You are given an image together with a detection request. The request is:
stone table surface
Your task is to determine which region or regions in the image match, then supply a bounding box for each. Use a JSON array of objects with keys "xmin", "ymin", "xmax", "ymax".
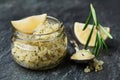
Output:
[{"xmin": 0, "ymin": 0, "xmax": 120, "ymax": 80}]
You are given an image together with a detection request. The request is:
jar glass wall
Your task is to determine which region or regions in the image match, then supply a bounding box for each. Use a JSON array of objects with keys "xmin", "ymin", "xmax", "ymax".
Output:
[{"xmin": 11, "ymin": 16, "xmax": 67, "ymax": 70}]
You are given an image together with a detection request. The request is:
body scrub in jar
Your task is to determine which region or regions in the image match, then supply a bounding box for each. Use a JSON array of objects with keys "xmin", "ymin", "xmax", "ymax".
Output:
[{"xmin": 11, "ymin": 14, "xmax": 67, "ymax": 70}]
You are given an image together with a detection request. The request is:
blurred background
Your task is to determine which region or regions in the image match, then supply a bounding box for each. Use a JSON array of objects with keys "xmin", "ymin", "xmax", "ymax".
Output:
[{"xmin": 0, "ymin": 0, "xmax": 120, "ymax": 80}]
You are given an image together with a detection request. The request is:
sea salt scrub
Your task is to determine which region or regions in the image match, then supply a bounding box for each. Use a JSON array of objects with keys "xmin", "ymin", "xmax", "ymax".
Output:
[{"xmin": 11, "ymin": 16, "xmax": 67, "ymax": 70}]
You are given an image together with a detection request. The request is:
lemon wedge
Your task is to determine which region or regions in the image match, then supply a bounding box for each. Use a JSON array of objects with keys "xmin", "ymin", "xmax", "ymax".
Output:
[
  {"xmin": 74, "ymin": 22, "xmax": 110, "ymax": 46},
  {"xmin": 11, "ymin": 14, "xmax": 47, "ymax": 34}
]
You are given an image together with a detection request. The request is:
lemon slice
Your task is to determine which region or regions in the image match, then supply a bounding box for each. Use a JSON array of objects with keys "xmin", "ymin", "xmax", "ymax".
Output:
[
  {"xmin": 74, "ymin": 22, "xmax": 110, "ymax": 46},
  {"xmin": 11, "ymin": 14, "xmax": 47, "ymax": 34}
]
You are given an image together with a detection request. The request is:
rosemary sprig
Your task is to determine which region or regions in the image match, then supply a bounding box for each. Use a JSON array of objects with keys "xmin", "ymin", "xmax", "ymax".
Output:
[{"xmin": 83, "ymin": 3, "xmax": 113, "ymax": 56}]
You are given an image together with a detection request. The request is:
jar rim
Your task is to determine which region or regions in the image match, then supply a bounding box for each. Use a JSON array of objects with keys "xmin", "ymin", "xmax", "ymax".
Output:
[
  {"xmin": 12, "ymin": 16, "xmax": 64, "ymax": 41},
  {"xmin": 13, "ymin": 16, "xmax": 63, "ymax": 35}
]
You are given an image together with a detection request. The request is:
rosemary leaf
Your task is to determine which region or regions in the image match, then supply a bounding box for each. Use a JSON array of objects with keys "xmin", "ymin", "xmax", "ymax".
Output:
[
  {"xmin": 99, "ymin": 24, "xmax": 113, "ymax": 39},
  {"xmin": 96, "ymin": 45, "xmax": 100, "ymax": 56},
  {"xmin": 93, "ymin": 32, "xmax": 98, "ymax": 55},
  {"xmin": 84, "ymin": 23, "xmax": 95, "ymax": 49},
  {"xmin": 83, "ymin": 12, "xmax": 92, "ymax": 30},
  {"xmin": 94, "ymin": 37, "xmax": 99, "ymax": 56},
  {"xmin": 90, "ymin": 4, "xmax": 97, "ymax": 25},
  {"xmin": 96, "ymin": 32, "xmax": 102, "ymax": 56},
  {"xmin": 101, "ymin": 37, "xmax": 109, "ymax": 54}
]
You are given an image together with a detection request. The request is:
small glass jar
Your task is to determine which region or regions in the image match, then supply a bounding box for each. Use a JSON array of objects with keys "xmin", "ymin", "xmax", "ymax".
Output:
[{"xmin": 11, "ymin": 16, "xmax": 67, "ymax": 70}]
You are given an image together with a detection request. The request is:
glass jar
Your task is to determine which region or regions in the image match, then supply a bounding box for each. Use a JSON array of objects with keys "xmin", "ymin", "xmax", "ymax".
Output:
[{"xmin": 11, "ymin": 16, "xmax": 67, "ymax": 70}]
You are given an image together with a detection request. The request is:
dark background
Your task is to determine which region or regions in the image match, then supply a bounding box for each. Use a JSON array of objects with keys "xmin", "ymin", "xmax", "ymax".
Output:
[{"xmin": 0, "ymin": 0, "xmax": 120, "ymax": 80}]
